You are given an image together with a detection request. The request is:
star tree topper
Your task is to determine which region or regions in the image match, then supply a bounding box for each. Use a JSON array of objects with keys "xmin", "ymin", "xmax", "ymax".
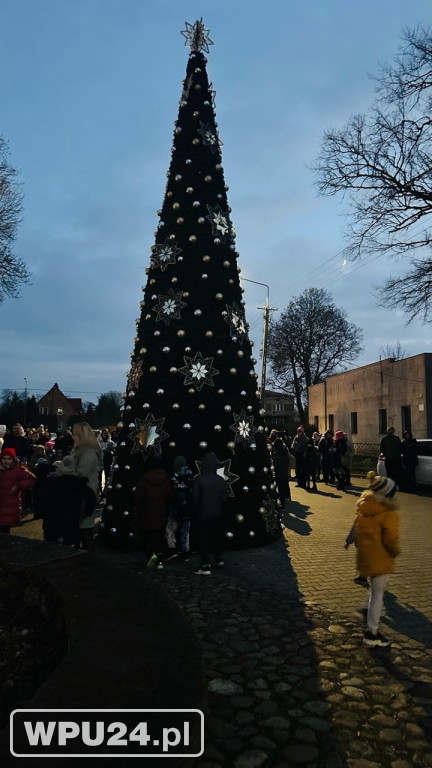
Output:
[
  {"xmin": 152, "ymin": 289, "xmax": 187, "ymax": 325},
  {"xmin": 181, "ymin": 19, "xmax": 213, "ymax": 53},
  {"xmin": 178, "ymin": 351, "xmax": 219, "ymax": 392},
  {"xmin": 229, "ymin": 409, "xmax": 258, "ymax": 445},
  {"xmin": 195, "ymin": 456, "xmax": 239, "ymax": 498},
  {"xmin": 128, "ymin": 413, "xmax": 169, "ymax": 457}
]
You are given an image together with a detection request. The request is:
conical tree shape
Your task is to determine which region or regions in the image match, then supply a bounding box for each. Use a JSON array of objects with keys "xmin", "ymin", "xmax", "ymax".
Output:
[{"xmin": 101, "ymin": 20, "xmax": 281, "ymax": 548}]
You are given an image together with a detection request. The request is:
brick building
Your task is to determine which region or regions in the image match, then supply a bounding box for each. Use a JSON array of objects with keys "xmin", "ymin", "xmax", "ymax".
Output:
[
  {"xmin": 262, "ymin": 390, "xmax": 295, "ymax": 433},
  {"xmin": 37, "ymin": 383, "xmax": 82, "ymax": 430},
  {"xmin": 308, "ymin": 353, "xmax": 432, "ymax": 443}
]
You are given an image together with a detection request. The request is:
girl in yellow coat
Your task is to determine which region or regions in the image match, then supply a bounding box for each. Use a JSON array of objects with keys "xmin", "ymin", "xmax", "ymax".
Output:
[{"xmin": 355, "ymin": 475, "xmax": 400, "ymax": 647}]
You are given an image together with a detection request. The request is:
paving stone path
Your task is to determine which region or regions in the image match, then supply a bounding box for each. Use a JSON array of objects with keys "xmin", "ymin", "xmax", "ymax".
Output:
[
  {"xmin": 14, "ymin": 479, "xmax": 432, "ymax": 767},
  {"xmin": 135, "ymin": 563, "xmax": 432, "ymax": 768}
]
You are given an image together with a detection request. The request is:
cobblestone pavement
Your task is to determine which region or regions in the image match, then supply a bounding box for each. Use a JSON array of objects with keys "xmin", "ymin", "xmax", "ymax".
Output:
[{"xmin": 13, "ymin": 480, "xmax": 432, "ymax": 768}]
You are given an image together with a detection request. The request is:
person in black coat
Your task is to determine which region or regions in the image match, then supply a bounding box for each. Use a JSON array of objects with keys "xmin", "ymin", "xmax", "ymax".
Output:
[
  {"xmin": 3, "ymin": 423, "xmax": 30, "ymax": 460},
  {"xmin": 380, "ymin": 427, "xmax": 402, "ymax": 485},
  {"xmin": 192, "ymin": 452, "xmax": 229, "ymax": 574},
  {"xmin": 318, "ymin": 430, "xmax": 335, "ymax": 484},
  {"xmin": 43, "ymin": 457, "xmax": 89, "ymax": 547},
  {"xmin": 272, "ymin": 438, "xmax": 291, "ymax": 506},
  {"xmin": 401, "ymin": 430, "xmax": 419, "ymax": 492}
]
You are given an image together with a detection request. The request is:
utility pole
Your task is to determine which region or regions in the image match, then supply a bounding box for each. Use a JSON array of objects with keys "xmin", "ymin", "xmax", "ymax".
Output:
[
  {"xmin": 23, "ymin": 377, "xmax": 27, "ymax": 427},
  {"xmin": 241, "ymin": 278, "xmax": 277, "ymax": 400}
]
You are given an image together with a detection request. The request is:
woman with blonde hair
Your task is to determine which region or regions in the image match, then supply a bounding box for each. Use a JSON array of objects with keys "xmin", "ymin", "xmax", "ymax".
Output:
[{"xmin": 71, "ymin": 422, "xmax": 102, "ymax": 550}]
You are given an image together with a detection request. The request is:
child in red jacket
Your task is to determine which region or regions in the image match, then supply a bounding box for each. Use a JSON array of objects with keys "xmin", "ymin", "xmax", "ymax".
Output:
[{"xmin": 0, "ymin": 448, "xmax": 36, "ymax": 533}]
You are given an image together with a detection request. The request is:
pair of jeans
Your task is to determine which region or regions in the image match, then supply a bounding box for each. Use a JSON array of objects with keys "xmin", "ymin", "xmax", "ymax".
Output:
[{"xmin": 366, "ymin": 574, "xmax": 390, "ymax": 634}]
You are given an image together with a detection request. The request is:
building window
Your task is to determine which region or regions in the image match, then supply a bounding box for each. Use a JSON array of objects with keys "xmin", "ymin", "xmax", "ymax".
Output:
[
  {"xmin": 39, "ymin": 407, "xmax": 48, "ymax": 416},
  {"xmin": 313, "ymin": 416, "xmax": 319, "ymax": 430},
  {"xmin": 350, "ymin": 412, "xmax": 358, "ymax": 434},
  {"xmin": 328, "ymin": 414, "xmax": 334, "ymax": 432},
  {"xmin": 57, "ymin": 408, "xmax": 63, "ymax": 416},
  {"xmin": 379, "ymin": 409, "xmax": 387, "ymax": 434},
  {"xmin": 272, "ymin": 403, "xmax": 283, "ymax": 412},
  {"xmin": 401, "ymin": 405, "xmax": 411, "ymax": 434}
]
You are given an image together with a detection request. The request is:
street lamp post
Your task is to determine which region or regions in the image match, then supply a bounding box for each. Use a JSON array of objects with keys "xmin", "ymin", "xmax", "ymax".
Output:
[{"xmin": 240, "ymin": 278, "xmax": 277, "ymax": 400}]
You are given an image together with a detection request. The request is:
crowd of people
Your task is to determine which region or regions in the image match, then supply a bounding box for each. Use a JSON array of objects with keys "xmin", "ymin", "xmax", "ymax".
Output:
[
  {"xmin": 267, "ymin": 425, "xmax": 354, "ymax": 498},
  {"xmin": 0, "ymin": 422, "xmax": 118, "ymax": 551},
  {"xmin": 0, "ymin": 422, "xmax": 229, "ymax": 575},
  {"xmin": 0, "ymin": 420, "xmax": 408, "ymax": 648},
  {"xmin": 379, "ymin": 427, "xmax": 419, "ymax": 492}
]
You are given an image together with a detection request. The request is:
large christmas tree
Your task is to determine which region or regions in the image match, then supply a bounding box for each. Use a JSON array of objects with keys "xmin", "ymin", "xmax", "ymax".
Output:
[{"xmin": 101, "ymin": 20, "xmax": 281, "ymax": 548}]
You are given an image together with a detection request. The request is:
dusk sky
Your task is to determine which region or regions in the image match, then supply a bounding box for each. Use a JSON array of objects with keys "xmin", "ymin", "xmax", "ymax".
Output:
[{"xmin": 1, "ymin": 0, "xmax": 431, "ymax": 405}]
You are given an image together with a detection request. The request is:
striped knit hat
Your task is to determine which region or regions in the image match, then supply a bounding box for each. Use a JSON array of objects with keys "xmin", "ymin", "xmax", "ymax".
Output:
[{"xmin": 370, "ymin": 475, "xmax": 396, "ymax": 497}]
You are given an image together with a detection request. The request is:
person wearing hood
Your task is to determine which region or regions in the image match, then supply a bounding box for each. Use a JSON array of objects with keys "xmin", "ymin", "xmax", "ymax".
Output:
[
  {"xmin": 166, "ymin": 455, "xmax": 194, "ymax": 560},
  {"xmin": 133, "ymin": 453, "xmax": 172, "ymax": 569},
  {"xmin": 354, "ymin": 475, "xmax": 400, "ymax": 647},
  {"xmin": 0, "ymin": 448, "xmax": 36, "ymax": 533},
  {"xmin": 193, "ymin": 452, "xmax": 229, "ymax": 575}
]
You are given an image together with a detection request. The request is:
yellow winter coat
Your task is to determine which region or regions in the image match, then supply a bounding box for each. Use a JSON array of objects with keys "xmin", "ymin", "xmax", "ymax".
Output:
[{"xmin": 355, "ymin": 491, "xmax": 400, "ymax": 577}]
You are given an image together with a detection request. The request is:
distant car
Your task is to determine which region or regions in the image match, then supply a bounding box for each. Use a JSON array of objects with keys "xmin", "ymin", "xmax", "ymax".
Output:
[{"xmin": 416, "ymin": 439, "xmax": 432, "ymax": 486}]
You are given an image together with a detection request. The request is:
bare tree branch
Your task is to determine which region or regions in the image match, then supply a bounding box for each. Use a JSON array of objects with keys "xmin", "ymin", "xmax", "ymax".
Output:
[
  {"xmin": 0, "ymin": 136, "xmax": 30, "ymax": 302},
  {"xmin": 313, "ymin": 26, "xmax": 432, "ymax": 320}
]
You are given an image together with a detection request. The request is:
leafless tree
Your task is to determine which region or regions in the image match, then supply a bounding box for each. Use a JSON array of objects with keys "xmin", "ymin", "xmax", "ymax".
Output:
[
  {"xmin": 267, "ymin": 288, "xmax": 363, "ymax": 422},
  {"xmin": 313, "ymin": 26, "xmax": 432, "ymax": 322},
  {"xmin": 0, "ymin": 136, "xmax": 30, "ymax": 303},
  {"xmin": 379, "ymin": 341, "xmax": 410, "ymax": 360}
]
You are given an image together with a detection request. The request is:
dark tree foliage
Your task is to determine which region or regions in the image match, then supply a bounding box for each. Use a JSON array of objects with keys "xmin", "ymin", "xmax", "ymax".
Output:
[
  {"xmin": 101, "ymin": 23, "xmax": 280, "ymax": 547},
  {"xmin": 0, "ymin": 390, "xmax": 38, "ymax": 428},
  {"xmin": 313, "ymin": 26, "xmax": 432, "ymax": 322},
  {"xmin": 267, "ymin": 288, "xmax": 364, "ymax": 423},
  {"xmin": 0, "ymin": 137, "xmax": 30, "ymax": 303},
  {"xmin": 95, "ymin": 391, "xmax": 123, "ymax": 427}
]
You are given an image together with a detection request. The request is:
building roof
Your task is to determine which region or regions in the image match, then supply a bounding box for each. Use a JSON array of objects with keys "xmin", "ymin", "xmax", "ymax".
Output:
[{"xmin": 37, "ymin": 383, "xmax": 82, "ymax": 414}]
